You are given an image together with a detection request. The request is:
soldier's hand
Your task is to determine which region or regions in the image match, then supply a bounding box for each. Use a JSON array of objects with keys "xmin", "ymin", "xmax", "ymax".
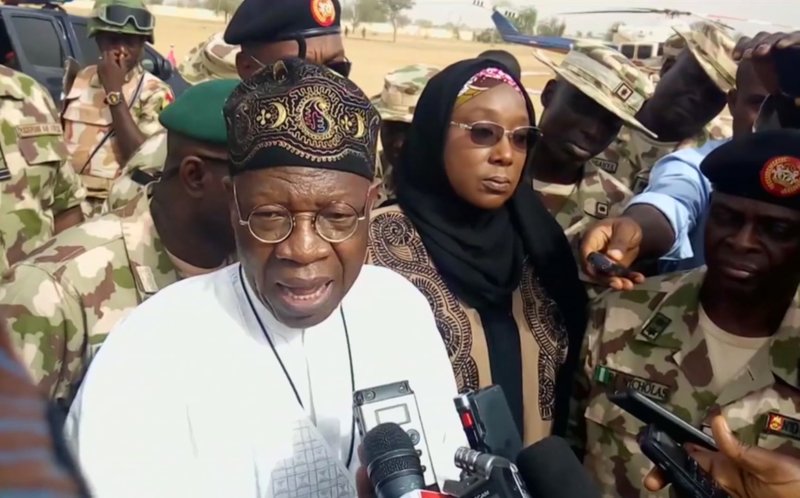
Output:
[
  {"xmin": 97, "ymin": 50, "xmax": 126, "ymax": 93},
  {"xmin": 644, "ymin": 416, "xmax": 800, "ymax": 498},
  {"xmin": 733, "ymin": 31, "xmax": 800, "ymax": 95},
  {"xmin": 580, "ymin": 217, "xmax": 645, "ymax": 291}
]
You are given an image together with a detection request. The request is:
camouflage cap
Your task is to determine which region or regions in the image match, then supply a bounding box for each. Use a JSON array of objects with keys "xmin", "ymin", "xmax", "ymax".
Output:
[
  {"xmin": 371, "ymin": 64, "xmax": 439, "ymax": 123},
  {"xmin": 662, "ymin": 33, "xmax": 686, "ymax": 60},
  {"xmin": 89, "ymin": 0, "xmax": 154, "ymax": 43},
  {"xmin": 178, "ymin": 32, "xmax": 240, "ymax": 86},
  {"xmin": 535, "ymin": 42, "xmax": 657, "ymax": 138},
  {"xmin": 673, "ymin": 22, "xmax": 737, "ymax": 93}
]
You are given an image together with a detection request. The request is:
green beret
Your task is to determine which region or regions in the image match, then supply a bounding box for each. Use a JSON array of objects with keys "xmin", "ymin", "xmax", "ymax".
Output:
[
  {"xmin": 158, "ymin": 79, "xmax": 239, "ymax": 145},
  {"xmin": 701, "ymin": 129, "xmax": 800, "ymax": 209}
]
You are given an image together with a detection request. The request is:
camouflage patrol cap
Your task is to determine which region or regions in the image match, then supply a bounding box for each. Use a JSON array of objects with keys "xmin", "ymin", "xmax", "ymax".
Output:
[
  {"xmin": 178, "ymin": 33, "xmax": 240, "ymax": 86},
  {"xmin": 662, "ymin": 33, "xmax": 686, "ymax": 60},
  {"xmin": 371, "ymin": 64, "xmax": 439, "ymax": 123},
  {"xmin": 88, "ymin": 0, "xmax": 155, "ymax": 43},
  {"xmin": 535, "ymin": 42, "xmax": 657, "ymax": 138},
  {"xmin": 673, "ymin": 22, "xmax": 737, "ymax": 93}
]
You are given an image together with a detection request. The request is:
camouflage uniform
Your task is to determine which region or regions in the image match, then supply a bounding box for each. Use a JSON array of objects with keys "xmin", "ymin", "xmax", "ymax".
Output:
[
  {"xmin": 592, "ymin": 22, "xmax": 737, "ymax": 193},
  {"xmin": 103, "ymin": 130, "xmax": 166, "ymax": 213},
  {"xmin": 532, "ymin": 44, "xmax": 655, "ymax": 244},
  {"xmin": 61, "ymin": 0, "xmax": 173, "ymax": 214},
  {"xmin": 177, "ymin": 32, "xmax": 240, "ymax": 85},
  {"xmin": 0, "ymin": 192, "xmax": 179, "ymax": 405},
  {"xmin": 571, "ymin": 268, "xmax": 800, "ymax": 498},
  {"xmin": 0, "ymin": 64, "xmax": 86, "ymax": 274},
  {"xmin": 371, "ymin": 64, "xmax": 438, "ymax": 206}
]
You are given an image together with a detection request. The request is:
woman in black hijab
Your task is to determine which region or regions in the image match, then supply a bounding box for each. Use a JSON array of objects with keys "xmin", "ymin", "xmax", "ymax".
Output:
[{"xmin": 367, "ymin": 57, "xmax": 587, "ymax": 442}]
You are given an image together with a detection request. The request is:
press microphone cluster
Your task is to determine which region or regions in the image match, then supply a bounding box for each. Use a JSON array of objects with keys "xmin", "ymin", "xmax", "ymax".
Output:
[{"xmin": 362, "ymin": 422, "xmax": 600, "ymax": 498}]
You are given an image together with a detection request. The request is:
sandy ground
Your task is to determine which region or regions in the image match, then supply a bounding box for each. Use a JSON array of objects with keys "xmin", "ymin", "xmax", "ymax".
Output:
[{"xmin": 65, "ymin": 7, "xmax": 558, "ymax": 114}]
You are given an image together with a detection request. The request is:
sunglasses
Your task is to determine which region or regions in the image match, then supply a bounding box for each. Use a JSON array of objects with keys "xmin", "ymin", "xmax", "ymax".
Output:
[
  {"xmin": 450, "ymin": 121, "xmax": 540, "ymax": 151},
  {"xmin": 250, "ymin": 55, "xmax": 352, "ymax": 79}
]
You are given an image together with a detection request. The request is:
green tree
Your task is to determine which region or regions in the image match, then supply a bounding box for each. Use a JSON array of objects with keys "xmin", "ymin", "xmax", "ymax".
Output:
[
  {"xmin": 536, "ymin": 17, "xmax": 566, "ymax": 37},
  {"xmin": 414, "ymin": 19, "xmax": 433, "ymax": 28},
  {"xmin": 379, "ymin": 0, "xmax": 415, "ymax": 42},
  {"xmin": 510, "ymin": 6, "xmax": 537, "ymax": 36},
  {"xmin": 353, "ymin": 0, "xmax": 388, "ymax": 26},
  {"xmin": 210, "ymin": 0, "xmax": 241, "ymax": 22}
]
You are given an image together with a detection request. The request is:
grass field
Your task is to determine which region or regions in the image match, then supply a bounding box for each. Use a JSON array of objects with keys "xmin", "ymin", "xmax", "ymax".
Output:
[{"xmin": 65, "ymin": 7, "xmax": 557, "ymax": 114}]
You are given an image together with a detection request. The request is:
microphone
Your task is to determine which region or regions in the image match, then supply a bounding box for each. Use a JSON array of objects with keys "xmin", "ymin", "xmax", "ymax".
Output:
[
  {"xmin": 515, "ymin": 436, "xmax": 601, "ymax": 498},
  {"xmin": 364, "ymin": 422, "xmax": 437, "ymax": 498}
]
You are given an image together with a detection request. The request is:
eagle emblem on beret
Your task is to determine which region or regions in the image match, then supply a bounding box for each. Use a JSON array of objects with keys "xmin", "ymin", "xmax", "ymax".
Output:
[
  {"xmin": 760, "ymin": 156, "xmax": 800, "ymax": 198},
  {"xmin": 311, "ymin": 0, "xmax": 336, "ymax": 27}
]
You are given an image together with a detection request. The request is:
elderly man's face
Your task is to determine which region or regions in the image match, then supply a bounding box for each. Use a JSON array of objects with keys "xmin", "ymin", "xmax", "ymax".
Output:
[{"xmin": 227, "ymin": 167, "xmax": 377, "ymax": 328}]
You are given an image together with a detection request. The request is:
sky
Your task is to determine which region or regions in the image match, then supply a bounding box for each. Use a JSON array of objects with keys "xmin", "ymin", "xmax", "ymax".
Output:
[{"xmin": 396, "ymin": 0, "xmax": 800, "ymax": 35}]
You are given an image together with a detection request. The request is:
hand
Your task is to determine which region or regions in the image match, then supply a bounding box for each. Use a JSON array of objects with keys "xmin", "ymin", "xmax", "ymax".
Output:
[
  {"xmin": 356, "ymin": 444, "xmax": 375, "ymax": 498},
  {"xmin": 733, "ymin": 31, "xmax": 800, "ymax": 95},
  {"xmin": 97, "ymin": 49, "xmax": 128, "ymax": 93},
  {"xmin": 579, "ymin": 217, "xmax": 645, "ymax": 290},
  {"xmin": 644, "ymin": 416, "xmax": 800, "ymax": 498}
]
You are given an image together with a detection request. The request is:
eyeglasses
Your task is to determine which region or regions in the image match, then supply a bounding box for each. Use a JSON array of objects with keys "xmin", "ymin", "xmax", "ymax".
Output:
[
  {"xmin": 233, "ymin": 184, "xmax": 367, "ymax": 244},
  {"xmin": 450, "ymin": 121, "xmax": 540, "ymax": 151},
  {"xmin": 98, "ymin": 5, "xmax": 155, "ymax": 30},
  {"xmin": 249, "ymin": 55, "xmax": 352, "ymax": 78}
]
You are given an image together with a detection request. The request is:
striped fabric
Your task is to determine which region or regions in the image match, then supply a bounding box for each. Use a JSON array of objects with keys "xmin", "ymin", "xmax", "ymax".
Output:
[{"xmin": 0, "ymin": 319, "xmax": 85, "ymax": 497}]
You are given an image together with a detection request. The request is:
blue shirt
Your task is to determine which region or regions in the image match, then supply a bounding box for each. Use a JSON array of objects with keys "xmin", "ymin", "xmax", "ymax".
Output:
[{"xmin": 626, "ymin": 138, "xmax": 729, "ymax": 272}]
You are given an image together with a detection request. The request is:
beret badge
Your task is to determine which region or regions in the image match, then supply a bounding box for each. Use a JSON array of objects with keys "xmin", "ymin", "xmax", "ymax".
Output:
[
  {"xmin": 760, "ymin": 156, "xmax": 800, "ymax": 198},
  {"xmin": 311, "ymin": 0, "xmax": 336, "ymax": 27}
]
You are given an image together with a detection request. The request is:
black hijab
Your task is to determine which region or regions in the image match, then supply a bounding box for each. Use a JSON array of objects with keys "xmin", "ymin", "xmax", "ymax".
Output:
[{"xmin": 394, "ymin": 58, "xmax": 588, "ymax": 434}]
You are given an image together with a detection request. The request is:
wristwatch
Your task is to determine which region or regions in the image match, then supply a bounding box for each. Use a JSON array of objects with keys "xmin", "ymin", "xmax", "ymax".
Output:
[{"xmin": 104, "ymin": 91, "xmax": 122, "ymax": 106}]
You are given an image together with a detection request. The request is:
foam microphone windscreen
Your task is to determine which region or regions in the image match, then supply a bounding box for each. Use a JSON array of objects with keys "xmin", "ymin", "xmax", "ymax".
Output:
[
  {"xmin": 515, "ymin": 436, "xmax": 601, "ymax": 498},
  {"xmin": 363, "ymin": 422, "xmax": 426, "ymax": 498}
]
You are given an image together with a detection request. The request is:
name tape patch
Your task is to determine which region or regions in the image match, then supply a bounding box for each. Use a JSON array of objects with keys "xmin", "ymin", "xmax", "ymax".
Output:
[
  {"xmin": 594, "ymin": 365, "xmax": 672, "ymax": 403},
  {"xmin": 16, "ymin": 123, "xmax": 62, "ymax": 138}
]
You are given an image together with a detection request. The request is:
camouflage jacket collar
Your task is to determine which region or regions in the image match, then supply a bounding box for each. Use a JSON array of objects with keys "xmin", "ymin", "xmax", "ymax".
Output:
[
  {"xmin": 118, "ymin": 192, "xmax": 179, "ymax": 298},
  {"xmin": 634, "ymin": 267, "xmax": 800, "ymax": 402}
]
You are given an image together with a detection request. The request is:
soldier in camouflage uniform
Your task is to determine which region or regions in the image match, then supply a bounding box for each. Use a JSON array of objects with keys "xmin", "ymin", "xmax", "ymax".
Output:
[
  {"xmin": 371, "ymin": 64, "xmax": 438, "ymax": 206},
  {"xmin": 531, "ymin": 43, "xmax": 655, "ymax": 246},
  {"xmin": 0, "ymin": 64, "xmax": 86, "ymax": 274},
  {"xmin": 177, "ymin": 32, "xmax": 239, "ymax": 85},
  {"xmin": 62, "ymin": 0, "xmax": 173, "ymax": 214},
  {"xmin": 591, "ymin": 22, "xmax": 736, "ymax": 194},
  {"xmin": 0, "ymin": 80, "xmax": 237, "ymax": 408},
  {"xmin": 105, "ymin": 32, "xmax": 241, "ymax": 214},
  {"xmin": 571, "ymin": 130, "xmax": 800, "ymax": 498}
]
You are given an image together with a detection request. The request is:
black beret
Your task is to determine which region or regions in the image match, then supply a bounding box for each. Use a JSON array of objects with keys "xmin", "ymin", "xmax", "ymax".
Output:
[
  {"xmin": 701, "ymin": 129, "xmax": 800, "ymax": 208},
  {"xmin": 224, "ymin": 0, "xmax": 341, "ymax": 45},
  {"xmin": 223, "ymin": 58, "xmax": 380, "ymax": 179}
]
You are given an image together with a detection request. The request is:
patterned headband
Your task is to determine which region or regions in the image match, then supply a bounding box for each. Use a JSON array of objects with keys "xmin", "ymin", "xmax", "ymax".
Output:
[{"xmin": 455, "ymin": 67, "xmax": 522, "ymax": 108}]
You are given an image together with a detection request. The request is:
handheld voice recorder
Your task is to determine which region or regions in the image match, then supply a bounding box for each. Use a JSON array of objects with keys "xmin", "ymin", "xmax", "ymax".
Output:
[{"xmin": 353, "ymin": 381, "xmax": 437, "ymax": 487}]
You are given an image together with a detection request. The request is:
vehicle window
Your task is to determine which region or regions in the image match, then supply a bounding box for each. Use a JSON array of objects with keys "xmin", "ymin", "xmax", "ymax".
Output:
[
  {"xmin": 72, "ymin": 22, "xmax": 100, "ymax": 63},
  {"xmin": 620, "ymin": 44, "xmax": 636, "ymax": 59},
  {"xmin": 657, "ymin": 43, "xmax": 665, "ymax": 57},
  {"xmin": 12, "ymin": 16, "xmax": 63, "ymax": 67},
  {"xmin": 637, "ymin": 45, "xmax": 653, "ymax": 59}
]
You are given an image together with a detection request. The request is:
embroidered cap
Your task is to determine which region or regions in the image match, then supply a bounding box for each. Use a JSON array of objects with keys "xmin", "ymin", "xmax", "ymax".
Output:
[
  {"xmin": 673, "ymin": 21, "xmax": 737, "ymax": 93},
  {"xmin": 224, "ymin": 0, "xmax": 341, "ymax": 45},
  {"xmin": 371, "ymin": 64, "xmax": 439, "ymax": 124},
  {"xmin": 178, "ymin": 32, "xmax": 240, "ymax": 85},
  {"xmin": 224, "ymin": 58, "xmax": 380, "ymax": 179},
  {"xmin": 701, "ymin": 129, "xmax": 800, "ymax": 206},
  {"xmin": 534, "ymin": 42, "xmax": 656, "ymax": 138}
]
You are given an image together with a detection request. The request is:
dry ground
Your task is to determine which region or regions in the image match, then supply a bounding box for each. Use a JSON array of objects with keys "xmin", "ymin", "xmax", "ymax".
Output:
[{"xmin": 65, "ymin": 7, "xmax": 558, "ymax": 114}]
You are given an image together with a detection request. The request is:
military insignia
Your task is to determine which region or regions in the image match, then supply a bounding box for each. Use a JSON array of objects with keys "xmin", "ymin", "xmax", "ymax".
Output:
[
  {"xmin": 135, "ymin": 266, "xmax": 159, "ymax": 294},
  {"xmin": 613, "ymin": 82, "xmax": 634, "ymax": 102},
  {"xmin": 595, "ymin": 202, "xmax": 609, "ymax": 218},
  {"xmin": 760, "ymin": 156, "xmax": 800, "ymax": 197},
  {"xmin": 594, "ymin": 365, "xmax": 672, "ymax": 402},
  {"xmin": 591, "ymin": 157, "xmax": 618, "ymax": 174},
  {"xmin": 641, "ymin": 312, "xmax": 671, "ymax": 341},
  {"xmin": 310, "ymin": 0, "xmax": 336, "ymax": 27},
  {"xmin": 16, "ymin": 123, "xmax": 62, "ymax": 137},
  {"xmin": 763, "ymin": 412, "xmax": 800, "ymax": 442},
  {"xmin": 632, "ymin": 177, "xmax": 649, "ymax": 194}
]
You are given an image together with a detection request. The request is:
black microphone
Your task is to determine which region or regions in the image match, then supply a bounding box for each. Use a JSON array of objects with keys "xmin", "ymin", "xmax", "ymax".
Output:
[
  {"xmin": 515, "ymin": 436, "xmax": 601, "ymax": 498},
  {"xmin": 363, "ymin": 422, "xmax": 426, "ymax": 498}
]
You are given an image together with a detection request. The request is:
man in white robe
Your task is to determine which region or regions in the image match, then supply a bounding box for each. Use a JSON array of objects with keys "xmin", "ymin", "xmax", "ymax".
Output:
[{"xmin": 65, "ymin": 58, "xmax": 467, "ymax": 498}]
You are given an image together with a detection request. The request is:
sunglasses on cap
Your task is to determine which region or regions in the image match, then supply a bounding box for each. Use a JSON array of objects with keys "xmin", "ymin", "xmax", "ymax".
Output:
[
  {"xmin": 450, "ymin": 121, "xmax": 540, "ymax": 151},
  {"xmin": 97, "ymin": 5, "xmax": 155, "ymax": 31}
]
